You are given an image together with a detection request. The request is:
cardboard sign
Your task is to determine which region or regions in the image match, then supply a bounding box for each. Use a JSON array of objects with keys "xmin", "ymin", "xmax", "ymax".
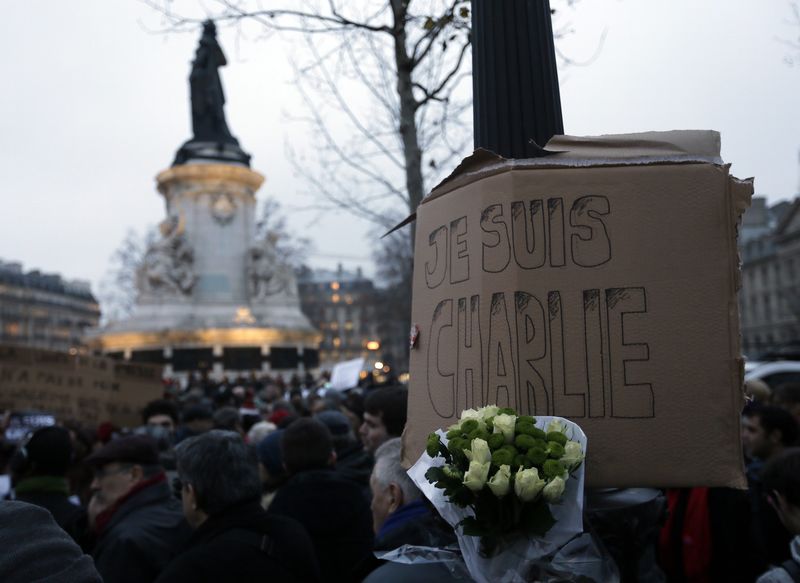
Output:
[
  {"xmin": 0, "ymin": 345, "xmax": 163, "ymax": 428},
  {"xmin": 403, "ymin": 131, "xmax": 750, "ymax": 488}
]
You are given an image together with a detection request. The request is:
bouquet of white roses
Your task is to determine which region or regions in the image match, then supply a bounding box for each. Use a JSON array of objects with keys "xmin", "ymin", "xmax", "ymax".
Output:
[{"xmin": 409, "ymin": 405, "xmax": 589, "ymax": 582}]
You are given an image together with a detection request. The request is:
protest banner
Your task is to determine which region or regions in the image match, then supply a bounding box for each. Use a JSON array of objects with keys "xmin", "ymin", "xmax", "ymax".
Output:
[
  {"xmin": 402, "ymin": 131, "xmax": 751, "ymax": 488},
  {"xmin": 0, "ymin": 345, "xmax": 163, "ymax": 428}
]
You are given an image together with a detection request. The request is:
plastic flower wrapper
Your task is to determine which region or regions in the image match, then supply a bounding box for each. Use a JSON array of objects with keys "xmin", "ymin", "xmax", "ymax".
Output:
[{"xmin": 410, "ymin": 410, "xmax": 588, "ymax": 583}]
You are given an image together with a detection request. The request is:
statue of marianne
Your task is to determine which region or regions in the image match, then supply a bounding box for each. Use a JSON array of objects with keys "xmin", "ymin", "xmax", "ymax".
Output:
[{"xmin": 189, "ymin": 20, "xmax": 236, "ymax": 144}]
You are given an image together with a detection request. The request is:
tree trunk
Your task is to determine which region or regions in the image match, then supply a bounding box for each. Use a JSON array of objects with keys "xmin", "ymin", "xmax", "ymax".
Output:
[{"xmin": 392, "ymin": 0, "xmax": 424, "ymax": 247}]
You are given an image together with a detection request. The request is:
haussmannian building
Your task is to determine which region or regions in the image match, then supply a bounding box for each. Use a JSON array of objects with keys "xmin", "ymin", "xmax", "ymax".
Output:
[
  {"xmin": 0, "ymin": 259, "xmax": 101, "ymax": 353},
  {"xmin": 739, "ymin": 196, "xmax": 800, "ymax": 358}
]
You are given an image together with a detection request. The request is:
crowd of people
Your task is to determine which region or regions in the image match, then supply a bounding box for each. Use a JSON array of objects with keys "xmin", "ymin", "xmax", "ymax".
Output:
[{"xmin": 1, "ymin": 373, "xmax": 800, "ymax": 582}]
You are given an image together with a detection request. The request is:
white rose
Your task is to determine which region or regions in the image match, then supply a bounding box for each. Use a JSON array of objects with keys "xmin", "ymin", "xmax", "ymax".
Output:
[
  {"xmin": 487, "ymin": 464, "xmax": 511, "ymax": 497},
  {"xmin": 478, "ymin": 405, "xmax": 500, "ymax": 420},
  {"xmin": 546, "ymin": 419, "xmax": 565, "ymax": 434},
  {"xmin": 492, "ymin": 413, "xmax": 517, "ymax": 444},
  {"xmin": 460, "ymin": 409, "xmax": 482, "ymax": 423},
  {"xmin": 514, "ymin": 467, "xmax": 546, "ymax": 502},
  {"xmin": 463, "ymin": 460, "xmax": 491, "ymax": 492},
  {"xmin": 463, "ymin": 438, "xmax": 491, "ymax": 465},
  {"xmin": 542, "ymin": 476, "xmax": 566, "ymax": 503},
  {"xmin": 561, "ymin": 440, "xmax": 584, "ymax": 470}
]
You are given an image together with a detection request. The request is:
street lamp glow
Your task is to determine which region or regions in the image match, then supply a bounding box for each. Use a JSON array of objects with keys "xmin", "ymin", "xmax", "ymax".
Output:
[
  {"xmin": 366, "ymin": 340, "xmax": 380, "ymax": 350},
  {"xmin": 374, "ymin": 361, "xmax": 384, "ymax": 369}
]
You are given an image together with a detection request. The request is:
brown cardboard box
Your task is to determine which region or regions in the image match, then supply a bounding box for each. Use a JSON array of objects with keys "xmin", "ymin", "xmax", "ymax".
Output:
[{"xmin": 403, "ymin": 131, "xmax": 751, "ymax": 488}]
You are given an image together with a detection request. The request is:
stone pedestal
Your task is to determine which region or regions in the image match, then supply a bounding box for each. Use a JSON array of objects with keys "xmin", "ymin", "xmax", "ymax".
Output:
[{"xmin": 87, "ymin": 162, "xmax": 320, "ymax": 379}]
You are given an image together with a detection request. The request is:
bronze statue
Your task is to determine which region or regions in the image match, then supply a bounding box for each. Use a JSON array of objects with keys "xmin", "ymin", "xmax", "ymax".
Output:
[
  {"xmin": 190, "ymin": 21, "xmax": 234, "ymax": 143},
  {"xmin": 173, "ymin": 20, "xmax": 251, "ymax": 166}
]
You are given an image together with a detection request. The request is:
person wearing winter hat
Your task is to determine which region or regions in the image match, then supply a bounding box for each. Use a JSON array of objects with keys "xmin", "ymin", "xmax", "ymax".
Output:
[
  {"xmin": 0, "ymin": 500, "xmax": 101, "ymax": 583},
  {"xmin": 255, "ymin": 429, "xmax": 287, "ymax": 508},
  {"xmin": 86, "ymin": 435, "xmax": 191, "ymax": 583},
  {"xmin": 10, "ymin": 426, "xmax": 87, "ymax": 544},
  {"xmin": 316, "ymin": 410, "xmax": 372, "ymax": 494}
]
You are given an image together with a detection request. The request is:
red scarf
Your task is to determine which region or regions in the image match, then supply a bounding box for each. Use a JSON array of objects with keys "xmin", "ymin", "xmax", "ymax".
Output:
[{"xmin": 94, "ymin": 472, "xmax": 167, "ymax": 535}]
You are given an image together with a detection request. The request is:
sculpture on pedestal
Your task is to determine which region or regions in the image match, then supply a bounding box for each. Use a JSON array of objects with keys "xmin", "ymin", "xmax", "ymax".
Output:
[
  {"xmin": 138, "ymin": 216, "xmax": 196, "ymax": 297},
  {"xmin": 248, "ymin": 237, "xmax": 297, "ymax": 300}
]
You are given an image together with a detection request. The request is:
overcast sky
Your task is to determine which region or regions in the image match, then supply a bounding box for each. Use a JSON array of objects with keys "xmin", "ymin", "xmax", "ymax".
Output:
[{"xmin": 1, "ymin": 0, "xmax": 798, "ymax": 299}]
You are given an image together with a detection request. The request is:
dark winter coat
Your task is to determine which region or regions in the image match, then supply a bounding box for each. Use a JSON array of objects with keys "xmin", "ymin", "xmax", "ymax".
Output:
[
  {"xmin": 268, "ymin": 467, "xmax": 374, "ymax": 583},
  {"xmin": 155, "ymin": 499, "xmax": 321, "ymax": 583},
  {"xmin": 15, "ymin": 488, "xmax": 87, "ymax": 546},
  {"xmin": 335, "ymin": 442, "xmax": 373, "ymax": 495},
  {"xmin": 91, "ymin": 480, "xmax": 190, "ymax": 583}
]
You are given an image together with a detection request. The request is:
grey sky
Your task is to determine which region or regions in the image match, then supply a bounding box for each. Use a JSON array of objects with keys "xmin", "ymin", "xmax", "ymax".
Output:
[{"xmin": 1, "ymin": 0, "xmax": 798, "ymax": 299}]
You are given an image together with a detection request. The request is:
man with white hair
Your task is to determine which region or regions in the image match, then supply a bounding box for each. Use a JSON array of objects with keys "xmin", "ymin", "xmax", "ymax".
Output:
[{"xmin": 363, "ymin": 438, "xmax": 473, "ymax": 582}]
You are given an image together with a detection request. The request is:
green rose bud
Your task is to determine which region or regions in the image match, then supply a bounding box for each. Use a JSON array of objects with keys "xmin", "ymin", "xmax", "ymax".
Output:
[
  {"xmin": 514, "ymin": 454, "xmax": 529, "ymax": 468},
  {"xmin": 492, "ymin": 413, "xmax": 517, "ymax": 444},
  {"xmin": 469, "ymin": 428, "xmax": 490, "ymax": 443},
  {"xmin": 501, "ymin": 444, "xmax": 519, "ymax": 456},
  {"xmin": 516, "ymin": 415, "xmax": 536, "ymax": 427},
  {"xmin": 515, "ymin": 434, "xmax": 537, "ymax": 450},
  {"xmin": 546, "ymin": 431, "xmax": 567, "ymax": 445},
  {"xmin": 498, "ymin": 407, "xmax": 516, "ymax": 416},
  {"xmin": 464, "ymin": 438, "xmax": 492, "ymax": 465},
  {"xmin": 517, "ymin": 424, "xmax": 547, "ymax": 439},
  {"xmin": 446, "ymin": 428, "xmax": 462, "ymax": 440},
  {"xmin": 463, "ymin": 460, "xmax": 491, "ymax": 492},
  {"xmin": 561, "ymin": 440, "xmax": 584, "ymax": 470},
  {"xmin": 487, "ymin": 433, "xmax": 505, "ymax": 450},
  {"xmin": 487, "ymin": 464, "xmax": 511, "ymax": 497},
  {"xmin": 547, "ymin": 442, "xmax": 565, "ymax": 459},
  {"xmin": 542, "ymin": 459, "xmax": 566, "ymax": 480},
  {"xmin": 526, "ymin": 447, "xmax": 548, "ymax": 466},
  {"xmin": 461, "ymin": 419, "xmax": 480, "ymax": 434},
  {"xmin": 514, "ymin": 467, "xmax": 546, "ymax": 502},
  {"xmin": 542, "ymin": 476, "xmax": 566, "ymax": 503},
  {"xmin": 426, "ymin": 433, "xmax": 442, "ymax": 458},
  {"xmin": 485, "ymin": 418, "xmax": 494, "ymax": 432},
  {"xmin": 492, "ymin": 449, "xmax": 514, "ymax": 467}
]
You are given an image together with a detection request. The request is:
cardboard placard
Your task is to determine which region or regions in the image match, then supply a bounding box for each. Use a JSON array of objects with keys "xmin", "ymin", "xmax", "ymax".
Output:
[
  {"xmin": 0, "ymin": 345, "xmax": 163, "ymax": 428},
  {"xmin": 403, "ymin": 131, "xmax": 750, "ymax": 488}
]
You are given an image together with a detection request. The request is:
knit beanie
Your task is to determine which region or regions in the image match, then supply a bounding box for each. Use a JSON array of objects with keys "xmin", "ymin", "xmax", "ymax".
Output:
[
  {"xmin": 0, "ymin": 501, "xmax": 101, "ymax": 583},
  {"xmin": 255, "ymin": 429, "xmax": 284, "ymax": 477}
]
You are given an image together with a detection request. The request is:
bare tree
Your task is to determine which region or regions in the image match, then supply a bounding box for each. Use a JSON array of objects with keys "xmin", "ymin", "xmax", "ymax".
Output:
[
  {"xmin": 98, "ymin": 228, "xmax": 155, "ymax": 323},
  {"xmin": 786, "ymin": 1, "xmax": 800, "ymax": 66},
  {"xmin": 255, "ymin": 197, "xmax": 313, "ymax": 268}
]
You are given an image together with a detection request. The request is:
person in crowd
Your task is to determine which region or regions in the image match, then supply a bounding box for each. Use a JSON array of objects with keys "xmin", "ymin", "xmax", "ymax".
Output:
[
  {"xmin": 10, "ymin": 426, "xmax": 87, "ymax": 544},
  {"xmin": 212, "ymin": 406, "xmax": 243, "ymax": 436},
  {"xmin": 316, "ymin": 409, "xmax": 372, "ymax": 493},
  {"xmin": 255, "ymin": 429, "xmax": 288, "ymax": 508},
  {"xmin": 773, "ymin": 383, "xmax": 800, "ymax": 429},
  {"xmin": 0, "ymin": 500, "xmax": 101, "ymax": 583},
  {"xmin": 360, "ymin": 437, "xmax": 471, "ymax": 582},
  {"xmin": 86, "ymin": 435, "xmax": 190, "ymax": 583},
  {"xmin": 360, "ymin": 386, "xmax": 408, "ymax": 455},
  {"xmin": 658, "ymin": 487, "xmax": 753, "ymax": 582},
  {"xmin": 154, "ymin": 430, "xmax": 320, "ymax": 583},
  {"xmin": 743, "ymin": 405, "xmax": 800, "ymax": 572},
  {"xmin": 246, "ymin": 420, "xmax": 276, "ymax": 444},
  {"xmin": 176, "ymin": 404, "xmax": 214, "ymax": 442},
  {"xmin": 757, "ymin": 448, "xmax": 800, "ymax": 582},
  {"xmin": 268, "ymin": 417, "xmax": 373, "ymax": 583},
  {"xmin": 745, "ymin": 378, "xmax": 773, "ymax": 404},
  {"xmin": 142, "ymin": 400, "xmax": 180, "ymax": 435}
]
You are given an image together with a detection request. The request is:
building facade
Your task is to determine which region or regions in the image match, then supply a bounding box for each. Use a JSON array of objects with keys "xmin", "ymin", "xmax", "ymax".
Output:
[
  {"xmin": 739, "ymin": 197, "xmax": 800, "ymax": 358},
  {"xmin": 0, "ymin": 260, "xmax": 101, "ymax": 353}
]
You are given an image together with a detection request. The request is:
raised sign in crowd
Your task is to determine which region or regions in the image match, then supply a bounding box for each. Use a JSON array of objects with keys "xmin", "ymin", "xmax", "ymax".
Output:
[{"xmin": 0, "ymin": 370, "xmax": 799, "ymax": 583}]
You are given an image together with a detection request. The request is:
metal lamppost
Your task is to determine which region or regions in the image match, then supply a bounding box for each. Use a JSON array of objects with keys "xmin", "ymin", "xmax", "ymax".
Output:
[{"xmin": 471, "ymin": 0, "xmax": 564, "ymax": 157}]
